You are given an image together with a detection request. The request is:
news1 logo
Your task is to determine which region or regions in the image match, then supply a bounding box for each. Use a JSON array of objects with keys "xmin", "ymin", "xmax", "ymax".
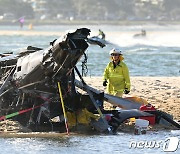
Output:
[
  {"xmin": 163, "ymin": 137, "xmax": 179, "ymax": 152},
  {"xmin": 129, "ymin": 137, "xmax": 179, "ymax": 152}
]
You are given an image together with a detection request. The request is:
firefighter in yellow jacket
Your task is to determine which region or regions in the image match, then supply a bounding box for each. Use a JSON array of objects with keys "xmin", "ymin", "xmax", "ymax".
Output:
[{"xmin": 103, "ymin": 48, "xmax": 131, "ymax": 97}]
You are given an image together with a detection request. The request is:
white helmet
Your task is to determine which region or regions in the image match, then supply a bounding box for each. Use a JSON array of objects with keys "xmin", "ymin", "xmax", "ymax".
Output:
[{"xmin": 109, "ymin": 48, "xmax": 122, "ymax": 55}]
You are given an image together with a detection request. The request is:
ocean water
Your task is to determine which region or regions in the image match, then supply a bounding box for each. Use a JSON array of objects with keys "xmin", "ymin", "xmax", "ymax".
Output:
[
  {"xmin": 0, "ymin": 24, "xmax": 180, "ymax": 77},
  {"xmin": 0, "ymin": 131, "xmax": 179, "ymax": 154},
  {"xmin": 0, "ymin": 25, "xmax": 180, "ymax": 153}
]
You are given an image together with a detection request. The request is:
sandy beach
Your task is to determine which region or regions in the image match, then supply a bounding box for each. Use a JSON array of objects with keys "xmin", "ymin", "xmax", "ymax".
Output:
[
  {"xmin": 0, "ymin": 30, "xmax": 63, "ymax": 36},
  {"xmin": 80, "ymin": 76, "xmax": 180, "ymax": 120},
  {"xmin": 0, "ymin": 76, "xmax": 179, "ymax": 133}
]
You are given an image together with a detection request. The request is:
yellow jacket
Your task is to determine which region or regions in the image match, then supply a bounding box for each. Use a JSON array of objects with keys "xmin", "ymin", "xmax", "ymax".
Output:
[
  {"xmin": 103, "ymin": 61, "xmax": 130, "ymax": 95},
  {"xmin": 66, "ymin": 108, "xmax": 99, "ymax": 128}
]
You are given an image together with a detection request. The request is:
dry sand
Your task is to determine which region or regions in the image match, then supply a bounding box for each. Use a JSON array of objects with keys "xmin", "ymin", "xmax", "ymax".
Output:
[
  {"xmin": 81, "ymin": 76, "xmax": 180, "ymax": 120},
  {"xmin": 0, "ymin": 30, "xmax": 63, "ymax": 36},
  {"xmin": 0, "ymin": 76, "xmax": 179, "ymax": 134}
]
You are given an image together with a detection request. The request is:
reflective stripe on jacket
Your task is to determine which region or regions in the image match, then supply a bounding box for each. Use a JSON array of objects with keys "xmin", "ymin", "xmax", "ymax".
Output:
[{"xmin": 103, "ymin": 61, "xmax": 130, "ymax": 95}]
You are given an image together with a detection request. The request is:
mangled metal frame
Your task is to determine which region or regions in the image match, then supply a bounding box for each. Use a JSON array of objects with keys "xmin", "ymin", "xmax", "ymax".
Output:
[
  {"xmin": 0, "ymin": 28, "xmax": 157, "ymax": 133},
  {"xmin": 0, "ymin": 28, "xmax": 92, "ymax": 130},
  {"xmin": 1, "ymin": 28, "xmax": 178, "ymax": 133}
]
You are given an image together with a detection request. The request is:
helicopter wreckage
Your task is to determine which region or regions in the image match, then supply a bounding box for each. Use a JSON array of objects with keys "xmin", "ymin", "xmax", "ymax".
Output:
[{"xmin": 0, "ymin": 28, "xmax": 179, "ymax": 134}]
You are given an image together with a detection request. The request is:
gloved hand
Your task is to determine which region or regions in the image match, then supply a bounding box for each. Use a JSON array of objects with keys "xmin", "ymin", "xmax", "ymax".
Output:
[
  {"xmin": 103, "ymin": 80, "xmax": 108, "ymax": 87},
  {"xmin": 124, "ymin": 88, "xmax": 130, "ymax": 94}
]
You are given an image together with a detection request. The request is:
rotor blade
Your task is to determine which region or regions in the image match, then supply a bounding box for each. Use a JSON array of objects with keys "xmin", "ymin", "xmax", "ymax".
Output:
[
  {"xmin": 104, "ymin": 94, "xmax": 141, "ymax": 109},
  {"xmin": 75, "ymin": 79, "xmax": 141, "ymax": 109}
]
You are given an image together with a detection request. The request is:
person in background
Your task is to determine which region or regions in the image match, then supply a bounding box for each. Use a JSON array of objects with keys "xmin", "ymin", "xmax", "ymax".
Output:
[
  {"xmin": 141, "ymin": 29, "xmax": 146, "ymax": 36},
  {"xmin": 103, "ymin": 48, "xmax": 131, "ymax": 97},
  {"xmin": 18, "ymin": 16, "xmax": 25, "ymax": 28},
  {"xmin": 98, "ymin": 29, "xmax": 105, "ymax": 40}
]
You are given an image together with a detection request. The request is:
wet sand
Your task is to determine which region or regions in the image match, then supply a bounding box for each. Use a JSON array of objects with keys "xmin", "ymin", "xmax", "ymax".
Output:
[
  {"xmin": 0, "ymin": 132, "xmax": 77, "ymax": 138},
  {"xmin": 81, "ymin": 76, "xmax": 180, "ymax": 120}
]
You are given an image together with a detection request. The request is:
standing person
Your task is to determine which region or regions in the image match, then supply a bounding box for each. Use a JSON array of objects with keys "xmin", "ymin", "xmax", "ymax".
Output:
[
  {"xmin": 103, "ymin": 48, "xmax": 131, "ymax": 97},
  {"xmin": 18, "ymin": 16, "xmax": 25, "ymax": 28},
  {"xmin": 98, "ymin": 29, "xmax": 105, "ymax": 40}
]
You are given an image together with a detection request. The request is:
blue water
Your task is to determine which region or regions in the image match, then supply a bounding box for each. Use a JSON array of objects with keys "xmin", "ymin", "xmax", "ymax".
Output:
[
  {"xmin": 0, "ymin": 25, "xmax": 180, "ymax": 153},
  {"xmin": 0, "ymin": 131, "xmax": 179, "ymax": 154},
  {"xmin": 0, "ymin": 25, "xmax": 180, "ymax": 76}
]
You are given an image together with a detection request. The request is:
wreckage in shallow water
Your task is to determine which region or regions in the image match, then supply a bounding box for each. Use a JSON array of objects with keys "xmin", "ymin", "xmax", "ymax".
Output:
[{"xmin": 0, "ymin": 28, "xmax": 179, "ymax": 134}]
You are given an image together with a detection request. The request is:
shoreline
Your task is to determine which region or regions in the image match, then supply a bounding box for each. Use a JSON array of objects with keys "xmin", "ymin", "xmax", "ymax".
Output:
[
  {"xmin": 0, "ymin": 30, "xmax": 64, "ymax": 36},
  {"xmin": 1, "ymin": 20, "xmax": 180, "ymax": 26}
]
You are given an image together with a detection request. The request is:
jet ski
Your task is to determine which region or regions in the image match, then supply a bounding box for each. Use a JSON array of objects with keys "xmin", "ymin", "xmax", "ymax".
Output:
[
  {"xmin": 88, "ymin": 36, "xmax": 109, "ymax": 48},
  {"xmin": 133, "ymin": 29, "xmax": 146, "ymax": 38}
]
